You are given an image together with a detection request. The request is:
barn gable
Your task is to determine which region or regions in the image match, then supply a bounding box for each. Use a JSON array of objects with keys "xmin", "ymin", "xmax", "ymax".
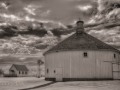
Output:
[
  {"xmin": 44, "ymin": 32, "xmax": 120, "ymax": 55},
  {"xmin": 44, "ymin": 20, "xmax": 120, "ymax": 55}
]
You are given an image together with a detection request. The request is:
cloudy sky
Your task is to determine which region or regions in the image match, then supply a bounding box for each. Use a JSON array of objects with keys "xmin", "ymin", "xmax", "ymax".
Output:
[{"xmin": 0, "ymin": 0, "xmax": 98, "ymax": 24}]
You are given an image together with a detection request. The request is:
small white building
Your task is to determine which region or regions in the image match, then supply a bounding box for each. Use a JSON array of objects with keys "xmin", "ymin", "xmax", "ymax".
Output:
[
  {"xmin": 9, "ymin": 64, "xmax": 29, "ymax": 77},
  {"xmin": 44, "ymin": 20, "xmax": 120, "ymax": 81}
]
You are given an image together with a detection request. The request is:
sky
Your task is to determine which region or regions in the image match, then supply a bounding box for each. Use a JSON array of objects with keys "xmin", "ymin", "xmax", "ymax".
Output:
[{"xmin": 0, "ymin": 0, "xmax": 98, "ymax": 24}]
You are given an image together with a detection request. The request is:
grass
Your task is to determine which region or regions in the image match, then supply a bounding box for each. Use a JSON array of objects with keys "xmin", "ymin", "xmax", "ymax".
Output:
[
  {"xmin": 0, "ymin": 77, "xmax": 120, "ymax": 90},
  {"xmin": 31, "ymin": 80, "xmax": 120, "ymax": 90},
  {"xmin": 0, "ymin": 77, "xmax": 50, "ymax": 90}
]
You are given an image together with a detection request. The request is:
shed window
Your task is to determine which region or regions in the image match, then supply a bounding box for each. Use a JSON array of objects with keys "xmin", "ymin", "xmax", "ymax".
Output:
[
  {"xmin": 114, "ymin": 54, "xmax": 116, "ymax": 58},
  {"xmin": 83, "ymin": 52, "xmax": 88, "ymax": 57},
  {"xmin": 19, "ymin": 71, "xmax": 21, "ymax": 74},
  {"xmin": 47, "ymin": 69, "xmax": 49, "ymax": 73}
]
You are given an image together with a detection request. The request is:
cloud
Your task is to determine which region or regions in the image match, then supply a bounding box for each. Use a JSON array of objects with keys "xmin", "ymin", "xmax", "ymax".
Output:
[
  {"xmin": 97, "ymin": 0, "xmax": 120, "ymax": 12},
  {"xmin": 0, "ymin": 0, "xmax": 97, "ymax": 24},
  {"xmin": 0, "ymin": 13, "xmax": 22, "ymax": 21},
  {"xmin": 77, "ymin": 5, "xmax": 93, "ymax": 11},
  {"xmin": 0, "ymin": 2, "xmax": 10, "ymax": 9},
  {"xmin": 24, "ymin": 16, "xmax": 35, "ymax": 22},
  {"xmin": 97, "ymin": 0, "xmax": 106, "ymax": 12},
  {"xmin": 24, "ymin": 4, "xmax": 42, "ymax": 16},
  {"xmin": 40, "ymin": 10, "xmax": 51, "ymax": 17},
  {"xmin": 24, "ymin": 6, "xmax": 36, "ymax": 15}
]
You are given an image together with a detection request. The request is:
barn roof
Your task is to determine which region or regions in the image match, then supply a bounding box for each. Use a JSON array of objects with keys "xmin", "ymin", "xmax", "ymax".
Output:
[
  {"xmin": 10, "ymin": 64, "xmax": 29, "ymax": 71},
  {"xmin": 44, "ymin": 21, "xmax": 120, "ymax": 55}
]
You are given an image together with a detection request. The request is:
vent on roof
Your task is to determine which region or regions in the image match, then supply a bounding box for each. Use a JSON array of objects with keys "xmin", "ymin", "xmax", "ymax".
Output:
[{"xmin": 76, "ymin": 20, "xmax": 84, "ymax": 34}]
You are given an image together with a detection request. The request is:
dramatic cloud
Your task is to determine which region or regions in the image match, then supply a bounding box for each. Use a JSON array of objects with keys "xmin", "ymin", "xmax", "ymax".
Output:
[
  {"xmin": 97, "ymin": 0, "xmax": 120, "ymax": 12},
  {"xmin": 24, "ymin": 5, "xmax": 36, "ymax": 16},
  {"xmin": 0, "ymin": 2, "xmax": 10, "ymax": 9},
  {"xmin": 24, "ymin": 4, "xmax": 43, "ymax": 16},
  {"xmin": 0, "ymin": 13, "xmax": 22, "ymax": 21},
  {"xmin": 77, "ymin": 5, "xmax": 93, "ymax": 11},
  {"xmin": 0, "ymin": 0, "xmax": 98, "ymax": 24}
]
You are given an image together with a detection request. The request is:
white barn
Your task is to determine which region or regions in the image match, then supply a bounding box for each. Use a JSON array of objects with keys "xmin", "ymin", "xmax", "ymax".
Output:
[{"xmin": 44, "ymin": 20, "xmax": 120, "ymax": 81}]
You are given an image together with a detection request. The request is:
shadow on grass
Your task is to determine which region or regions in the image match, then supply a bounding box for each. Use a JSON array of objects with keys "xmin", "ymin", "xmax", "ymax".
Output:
[{"xmin": 19, "ymin": 82, "xmax": 56, "ymax": 90}]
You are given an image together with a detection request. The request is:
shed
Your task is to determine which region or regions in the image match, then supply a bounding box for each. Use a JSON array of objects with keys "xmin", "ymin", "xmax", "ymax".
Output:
[{"xmin": 9, "ymin": 64, "xmax": 29, "ymax": 77}]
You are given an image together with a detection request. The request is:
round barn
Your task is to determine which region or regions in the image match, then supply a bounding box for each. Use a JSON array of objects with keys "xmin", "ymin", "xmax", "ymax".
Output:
[{"xmin": 44, "ymin": 20, "xmax": 120, "ymax": 81}]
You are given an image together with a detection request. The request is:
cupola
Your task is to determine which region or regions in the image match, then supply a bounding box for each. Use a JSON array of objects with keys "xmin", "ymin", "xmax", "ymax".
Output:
[{"xmin": 76, "ymin": 20, "xmax": 84, "ymax": 34}]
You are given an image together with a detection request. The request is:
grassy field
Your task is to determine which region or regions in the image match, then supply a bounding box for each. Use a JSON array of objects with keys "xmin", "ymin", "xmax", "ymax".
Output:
[
  {"xmin": 0, "ymin": 77, "xmax": 120, "ymax": 90},
  {"xmin": 0, "ymin": 77, "xmax": 50, "ymax": 90},
  {"xmin": 32, "ymin": 80, "xmax": 120, "ymax": 90}
]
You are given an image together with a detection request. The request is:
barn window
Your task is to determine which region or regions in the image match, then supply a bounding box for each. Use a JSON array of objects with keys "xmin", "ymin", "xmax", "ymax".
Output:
[
  {"xmin": 54, "ymin": 70, "xmax": 56, "ymax": 73},
  {"xmin": 83, "ymin": 52, "xmax": 88, "ymax": 57},
  {"xmin": 47, "ymin": 69, "xmax": 49, "ymax": 73},
  {"xmin": 25, "ymin": 72, "xmax": 27, "ymax": 74},
  {"xmin": 114, "ymin": 54, "xmax": 116, "ymax": 58},
  {"xmin": 22, "ymin": 71, "xmax": 24, "ymax": 74}
]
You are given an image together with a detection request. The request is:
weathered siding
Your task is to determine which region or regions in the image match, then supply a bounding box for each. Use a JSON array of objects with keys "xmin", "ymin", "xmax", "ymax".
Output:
[
  {"xmin": 70, "ymin": 51, "xmax": 96, "ymax": 78},
  {"xmin": 45, "ymin": 50, "xmax": 120, "ymax": 80},
  {"xmin": 112, "ymin": 52, "xmax": 120, "ymax": 79},
  {"xmin": 95, "ymin": 51, "xmax": 113, "ymax": 78}
]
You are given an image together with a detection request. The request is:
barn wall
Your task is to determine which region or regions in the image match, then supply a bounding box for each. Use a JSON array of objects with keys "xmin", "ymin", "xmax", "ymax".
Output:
[
  {"xmin": 95, "ymin": 51, "xmax": 113, "ymax": 78},
  {"xmin": 112, "ymin": 52, "xmax": 120, "ymax": 79},
  {"xmin": 45, "ymin": 50, "xmax": 119, "ymax": 80},
  {"xmin": 70, "ymin": 51, "xmax": 96, "ymax": 79}
]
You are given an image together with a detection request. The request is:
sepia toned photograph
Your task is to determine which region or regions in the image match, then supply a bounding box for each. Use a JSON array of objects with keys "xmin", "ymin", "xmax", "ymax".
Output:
[{"xmin": 0, "ymin": 0, "xmax": 120, "ymax": 90}]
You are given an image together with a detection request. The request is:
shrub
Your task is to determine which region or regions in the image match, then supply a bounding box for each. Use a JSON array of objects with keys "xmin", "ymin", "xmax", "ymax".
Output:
[
  {"xmin": 51, "ymin": 28, "xmax": 62, "ymax": 37},
  {"xmin": 4, "ymin": 74, "xmax": 17, "ymax": 77}
]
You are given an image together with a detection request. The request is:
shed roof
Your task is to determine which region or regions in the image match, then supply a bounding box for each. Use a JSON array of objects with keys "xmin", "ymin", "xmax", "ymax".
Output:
[
  {"xmin": 10, "ymin": 64, "xmax": 29, "ymax": 71},
  {"xmin": 44, "ymin": 32, "xmax": 120, "ymax": 55}
]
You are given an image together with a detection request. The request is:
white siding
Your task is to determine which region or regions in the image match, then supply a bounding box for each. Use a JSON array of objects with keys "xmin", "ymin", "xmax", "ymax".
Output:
[
  {"xmin": 45, "ymin": 50, "xmax": 119, "ymax": 79},
  {"xmin": 113, "ymin": 63, "xmax": 119, "ymax": 79},
  {"xmin": 112, "ymin": 52, "xmax": 120, "ymax": 79},
  {"xmin": 95, "ymin": 51, "xmax": 113, "ymax": 78}
]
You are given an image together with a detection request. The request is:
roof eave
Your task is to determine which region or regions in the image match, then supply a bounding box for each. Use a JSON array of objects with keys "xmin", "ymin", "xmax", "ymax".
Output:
[{"xmin": 44, "ymin": 49, "xmax": 120, "ymax": 55}]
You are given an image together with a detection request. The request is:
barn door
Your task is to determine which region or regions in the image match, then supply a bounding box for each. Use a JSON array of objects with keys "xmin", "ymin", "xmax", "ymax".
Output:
[
  {"xmin": 55, "ymin": 68, "xmax": 63, "ymax": 81},
  {"xmin": 112, "ymin": 63, "xmax": 119, "ymax": 79}
]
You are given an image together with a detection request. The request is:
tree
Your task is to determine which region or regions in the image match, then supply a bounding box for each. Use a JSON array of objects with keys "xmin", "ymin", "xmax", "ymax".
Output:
[
  {"xmin": 37, "ymin": 59, "xmax": 44, "ymax": 78},
  {"xmin": 0, "ymin": 69, "xmax": 4, "ymax": 76},
  {"xmin": 28, "ymin": 26, "xmax": 33, "ymax": 31},
  {"xmin": 66, "ymin": 25, "xmax": 73, "ymax": 29},
  {"xmin": 27, "ymin": 24, "xmax": 47, "ymax": 37},
  {"xmin": 51, "ymin": 28, "xmax": 62, "ymax": 37}
]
